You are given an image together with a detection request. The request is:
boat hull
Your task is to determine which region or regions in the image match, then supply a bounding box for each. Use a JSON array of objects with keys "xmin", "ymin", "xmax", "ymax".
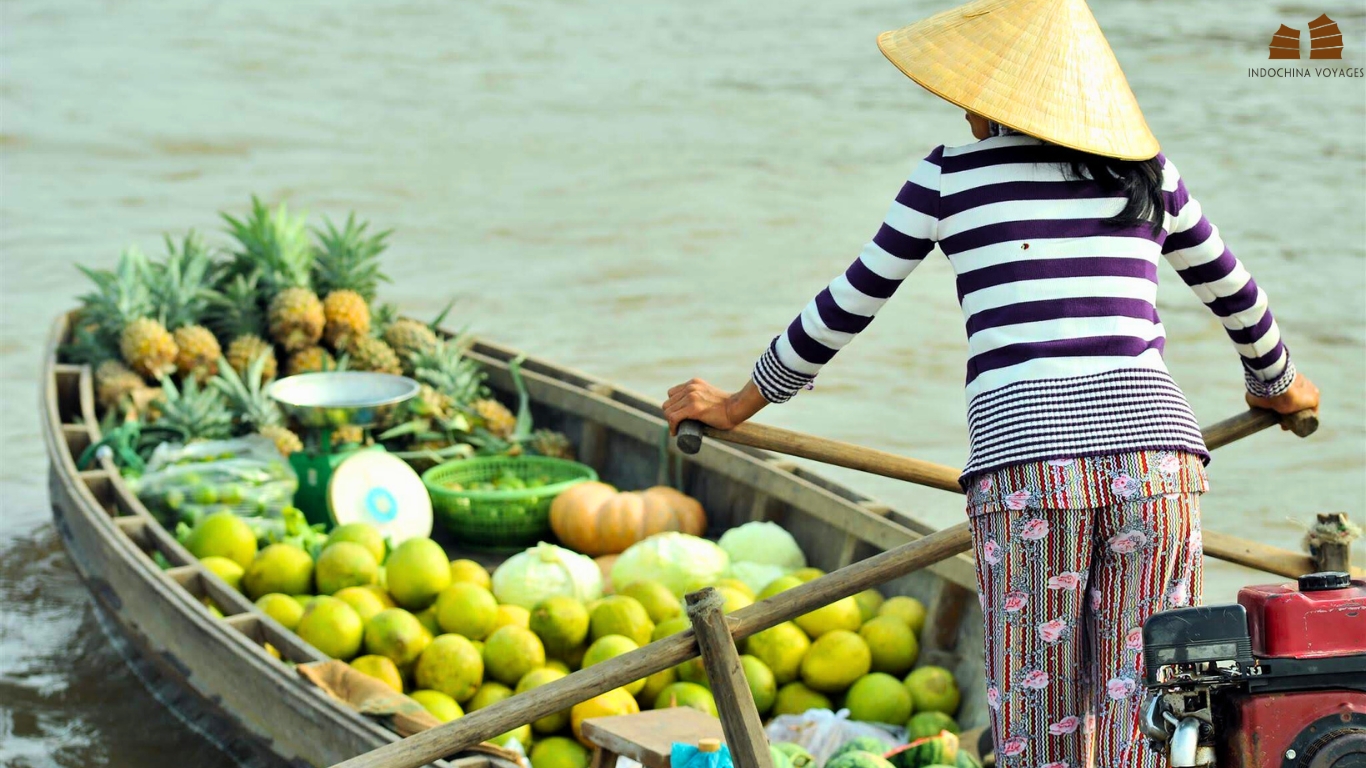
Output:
[{"xmin": 43, "ymin": 313, "xmax": 986, "ymax": 767}]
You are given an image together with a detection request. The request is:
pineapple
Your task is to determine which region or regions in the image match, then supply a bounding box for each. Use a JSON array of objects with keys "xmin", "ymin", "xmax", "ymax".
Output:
[
  {"xmin": 206, "ymin": 271, "xmax": 267, "ymax": 342},
  {"xmin": 221, "ymin": 197, "xmax": 313, "ymax": 296},
  {"xmin": 173, "ymin": 325, "xmax": 221, "ymax": 382},
  {"xmin": 150, "ymin": 232, "xmax": 215, "ymax": 331},
  {"xmin": 413, "ymin": 384, "xmax": 454, "ymax": 420},
  {"xmin": 345, "ymin": 336, "xmax": 402, "ymax": 375},
  {"xmin": 222, "ymin": 198, "xmax": 325, "ymax": 353},
  {"xmin": 527, "ymin": 430, "xmax": 576, "ymax": 461},
  {"xmin": 412, "ymin": 337, "xmax": 486, "ymax": 409},
  {"xmin": 153, "ymin": 375, "xmax": 234, "ymax": 441},
  {"xmin": 384, "ymin": 318, "xmax": 438, "ymax": 374},
  {"xmin": 120, "ymin": 317, "xmax": 179, "ymax": 379},
  {"xmin": 312, "ymin": 213, "xmax": 391, "ymax": 303},
  {"xmin": 211, "ymin": 351, "xmax": 285, "ymax": 431},
  {"xmin": 471, "ymin": 398, "xmax": 516, "ymax": 439},
  {"xmin": 226, "ymin": 335, "xmax": 278, "ymax": 381},
  {"xmin": 259, "ymin": 424, "xmax": 303, "ymax": 456},
  {"xmin": 95, "ymin": 360, "xmax": 150, "ymax": 413},
  {"xmin": 285, "ymin": 346, "xmax": 335, "ymax": 377},
  {"xmin": 322, "ymin": 289, "xmax": 371, "ymax": 349},
  {"xmin": 268, "ymin": 287, "xmax": 325, "ymax": 352},
  {"xmin": 75, "ymin": 247, "xmax": 154, "ymax": 351}
]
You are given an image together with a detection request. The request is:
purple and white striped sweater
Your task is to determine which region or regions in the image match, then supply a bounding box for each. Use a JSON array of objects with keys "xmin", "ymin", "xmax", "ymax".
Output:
[{"xmin": 752, "ymin": 134, "xmax": 1294, "ymax": 481}]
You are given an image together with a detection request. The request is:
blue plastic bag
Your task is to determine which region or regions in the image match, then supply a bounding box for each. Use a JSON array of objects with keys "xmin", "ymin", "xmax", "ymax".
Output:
[{"xmin": 672, "ymin": 742, "xmax": 734, "ymax": 768}]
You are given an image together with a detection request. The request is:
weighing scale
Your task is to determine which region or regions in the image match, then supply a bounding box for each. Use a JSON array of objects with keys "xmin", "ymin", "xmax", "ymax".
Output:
[{"xmin": 266, "ymin": 372, "xmax": 433, "ymax": 541}]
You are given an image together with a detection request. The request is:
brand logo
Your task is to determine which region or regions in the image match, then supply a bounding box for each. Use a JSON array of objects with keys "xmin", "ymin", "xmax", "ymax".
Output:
[
  {"xmin": 1269, "ymin": 14, "xmax": 1343, "ymax": 59},
  {"xmin": 1251, "ymin": 12, "xmax": 1362, "ymax": 77}
]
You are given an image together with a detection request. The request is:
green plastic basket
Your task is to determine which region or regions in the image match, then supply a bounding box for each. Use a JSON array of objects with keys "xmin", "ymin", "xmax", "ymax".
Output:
[{"xmin": 422, "ymin": 456, "xmax": 598, "ymax": 548}]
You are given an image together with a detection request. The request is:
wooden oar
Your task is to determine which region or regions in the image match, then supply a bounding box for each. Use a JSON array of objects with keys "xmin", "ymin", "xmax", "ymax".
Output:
[
  {"xmin": 675, "ymin": 407, "xmax": 1319, "ymax": 579},
  {"xmin": 676, "ymin": 407, "xmax": 1318, "ymax": 471}
]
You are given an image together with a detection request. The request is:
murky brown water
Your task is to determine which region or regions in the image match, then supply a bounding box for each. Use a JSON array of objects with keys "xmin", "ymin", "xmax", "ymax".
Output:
[{"xmin": 2, "ymin": 0, "xmax": 1363, "ymax": 765}]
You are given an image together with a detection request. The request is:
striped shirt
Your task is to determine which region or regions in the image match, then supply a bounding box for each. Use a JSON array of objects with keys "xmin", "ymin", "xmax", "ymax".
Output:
[{"xmin": 752, "ymin": 134, "xmax": 1295, "ymax": 481}]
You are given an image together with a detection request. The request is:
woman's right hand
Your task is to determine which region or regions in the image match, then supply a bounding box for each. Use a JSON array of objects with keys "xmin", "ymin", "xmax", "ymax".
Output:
[{"xmin": 1246, "ymin": 373, "xmax": 1320, "ymax": 429}]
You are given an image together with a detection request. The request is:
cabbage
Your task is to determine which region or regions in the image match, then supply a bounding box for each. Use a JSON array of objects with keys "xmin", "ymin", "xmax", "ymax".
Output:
[
  {"xmin": 491, "ymin": 542, "xmax": 603, "ymax": 609},
  {"xmin": 727, "ymin": 561, "xmax": 791, "ymax": 596},
  {"xmin": 718, "ymin": 521, "xmax": 807, "ymax": 570},
  {"xmin": 612, "ymin": 533, "xmax": 729, "ymax": 597}
]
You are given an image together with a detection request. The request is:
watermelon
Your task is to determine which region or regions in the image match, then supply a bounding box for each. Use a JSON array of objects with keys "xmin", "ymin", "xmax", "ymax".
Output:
[
  {"xmin": 906, "ymin": 712, "xmax": 960, "ymax": 740},
  {"xmin": 954, "ymin": 751, "xmax": 981, "ymax": 768},
  {"xmin": 825, "ymin": 751, "xmax": 895, "ymax": 768},
  {"xmin": 830, "ymin": 736, "xmax": 891, "ymax": 762},
  {"xmin": 772, "ymin": 743, "xmax": 815, "ymax": 768},
  {"xmin": 885, "ymin": 731, "xmax": 958, "ymax": 768}
]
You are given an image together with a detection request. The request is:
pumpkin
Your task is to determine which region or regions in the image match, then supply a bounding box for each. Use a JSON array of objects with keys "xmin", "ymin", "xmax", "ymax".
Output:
[{"xmin": 549, "ymin": 482, "xmax": 707, "ymax": 556}]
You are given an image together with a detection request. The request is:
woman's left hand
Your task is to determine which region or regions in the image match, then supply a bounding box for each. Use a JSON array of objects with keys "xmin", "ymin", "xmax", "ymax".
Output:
[{"xmin": 662, "ymin": 378, "xmax": 768, "ymax": 435}]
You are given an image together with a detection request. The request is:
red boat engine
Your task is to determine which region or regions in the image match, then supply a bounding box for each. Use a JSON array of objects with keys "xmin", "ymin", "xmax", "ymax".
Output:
[{"xmin": 1140, "ymin": 571, "xmax": 1366, "ymax": 767}]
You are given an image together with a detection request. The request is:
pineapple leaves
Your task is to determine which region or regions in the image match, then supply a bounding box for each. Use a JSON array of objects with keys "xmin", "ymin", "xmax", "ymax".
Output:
[{"xmin": 311, "ymin": 212, "xmax": 392, "ymax": 302}]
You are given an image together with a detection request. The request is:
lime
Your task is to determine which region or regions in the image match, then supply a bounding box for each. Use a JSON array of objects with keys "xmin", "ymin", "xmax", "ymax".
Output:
[
  {"xmin": 435, "ymin": 583, "xmax": 499, "ymax": 640},
  {"xmin": 415, "ymin": 634, "xmax": 484, "ymax": 703},
  {"xmin": 582, "ymin": 635, "xmax": 644, "ymax": 695},
  {"xmin": 878, "ymin": 597, "xmax": 927, "ymax": 635},
  {"xmin": 334, "ymin": 586, "xmax": 388, "ymax": 623},
  {"xmin": 483, "ymin": 625, "xmax": 545, "ymax": 686},
  {"xmin": 468, "ymin": 681, "xmax": 514, "ymax": 711},
  {"xmin": 243, "ymin": 544, "xmax": 314, "ymax": 600},
  {"xmin": 364, "ymin": 608, "xmax": 432, "ymax": 667},
  {"xmin": 200, "ymin": 556, "xmax": 244, "ymax": 592},
  {"xmin": 183, "ymin": 511, "xmax": 258, "ymax": 569},
  {"xmin": 325, "ymin": 523, "xmax": 387, "ymax": 564},
  {"xmin": 255, "ymin": 593, "xmax": 304, "ymax": 631},
  {"xmin": 410, "ymin": 689, "xmax": 463, "ymax": 722},
  {"xmin": 589, "ymin": 596, "xmax": 654, "ymax": 646},
  {"xmin": 530, "ymin": 596, "xmax": 590, "ymax": 660},
  {"xmin": 531, "ymin": 737, "xmax": 591, "ymax": 768},
  {"xmin": 315, "ymin": 542, "xmax": 380, "ymax": 595},
  {"xmin": 745, "ymin": 621, "xmax": 811, "ymax": 684},
  {"xmin": 352, "ymin": 654, "xmax": 404, "ymax": 693},
  {"xmin": 619, "ymin": 580, "xmax": 683, "ymax": 624},
  {"xmin": 801, "ymin": 630, "xmax": 870, "ymax": 693},
  {"xmin": 385, "ymin": 538, "xmax": 452, "ymax": 610},
  {"xmin": 859, "ymin": 616, "xmax": 919, "ymax": 676},
  {"xmin": 296, "ymin": 596, "xmax": 364, "ymax": 660},
  {"xmin": 450, "ymin": 559, "xmax": 492, "ymax": 589},
  {"xmin": 845, "ymin": 672, "xmax": 913, "ymax": 724}
]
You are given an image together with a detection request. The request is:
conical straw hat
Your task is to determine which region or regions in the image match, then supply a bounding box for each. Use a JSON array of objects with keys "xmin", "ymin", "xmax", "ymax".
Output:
[{"xmin": 877, "ymin": 0, "xmax": 1159, "ymax": 160}]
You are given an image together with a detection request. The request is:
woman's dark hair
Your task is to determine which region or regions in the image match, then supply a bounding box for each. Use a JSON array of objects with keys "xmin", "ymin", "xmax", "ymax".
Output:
[{"xmin": 1057, "ymin": 150, "xmax": 1166, "ymax": 235}]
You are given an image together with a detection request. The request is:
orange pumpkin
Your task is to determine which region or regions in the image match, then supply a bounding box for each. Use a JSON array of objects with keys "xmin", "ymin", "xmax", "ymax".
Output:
[{"xmin": 550, "ymin": 482, "xmax": 707, "ymax": 557}]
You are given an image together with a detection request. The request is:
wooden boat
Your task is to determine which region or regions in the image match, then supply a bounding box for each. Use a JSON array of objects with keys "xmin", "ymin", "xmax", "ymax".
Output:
[{"xmin": 43, "ymin": 310, "xmax": 986, "ymax": 768}]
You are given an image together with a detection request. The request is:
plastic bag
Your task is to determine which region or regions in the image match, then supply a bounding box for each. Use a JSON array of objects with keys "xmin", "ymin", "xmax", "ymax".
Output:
[
  {"xmin": 763, "ymin": 709, "xmax": 903, "ymax": 765},
  {"xmin": 672, "ymin": 743, "xmax": 732, "ymax": 768},
  {"xmin": 130, "ymin": 435, "xmax": 297, "ymax": 525}
]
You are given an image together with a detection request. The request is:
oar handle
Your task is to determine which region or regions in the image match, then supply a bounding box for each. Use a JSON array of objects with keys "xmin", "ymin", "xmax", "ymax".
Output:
[{"xmin": 677, "ymin": 420, "xmax": 706, "ymax": 455}]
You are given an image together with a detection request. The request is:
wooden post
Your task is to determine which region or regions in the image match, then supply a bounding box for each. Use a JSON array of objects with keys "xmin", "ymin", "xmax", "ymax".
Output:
[{"xmin": 686, "ymin": 588, "xmax": 773, "ymax": 768}]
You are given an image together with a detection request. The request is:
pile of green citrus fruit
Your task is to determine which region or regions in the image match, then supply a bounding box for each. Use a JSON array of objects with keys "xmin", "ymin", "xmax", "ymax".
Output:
[{"xmin": 182, "ymin": 511, "xmax": 964, "ymax": 766}]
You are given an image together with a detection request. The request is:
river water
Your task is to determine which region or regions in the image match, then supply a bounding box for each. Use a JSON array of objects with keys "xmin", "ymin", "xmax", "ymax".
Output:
[{"xmin": 2, "ymin": 0, "xmax": 1363, "ymax": 765}]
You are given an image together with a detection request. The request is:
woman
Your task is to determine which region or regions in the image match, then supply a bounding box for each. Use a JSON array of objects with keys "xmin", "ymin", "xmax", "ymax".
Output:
[{"xmin": 662, "ymin": 0, "xmax": 1319, "ymax": 765}]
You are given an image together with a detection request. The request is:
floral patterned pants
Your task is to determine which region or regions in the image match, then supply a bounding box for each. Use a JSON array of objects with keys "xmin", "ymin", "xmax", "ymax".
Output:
[{"xmin": 967, "ymin": 454, "xmax": 1206, "ymax": 768}]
